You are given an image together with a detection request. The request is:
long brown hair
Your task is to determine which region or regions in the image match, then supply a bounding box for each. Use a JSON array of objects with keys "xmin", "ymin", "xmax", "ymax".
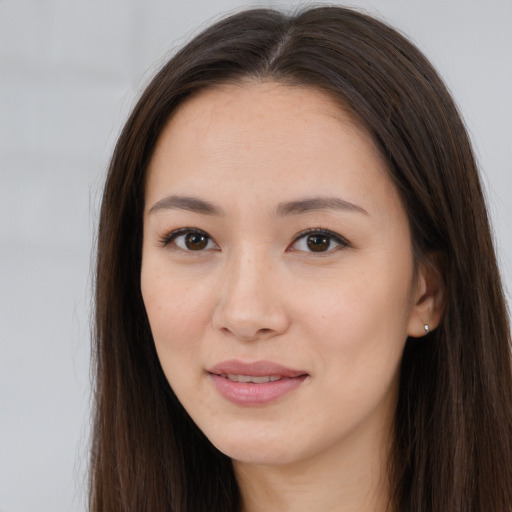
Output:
[{"xmin": 90, "ymin": 6, "xmax": 512, "ymax": 511}]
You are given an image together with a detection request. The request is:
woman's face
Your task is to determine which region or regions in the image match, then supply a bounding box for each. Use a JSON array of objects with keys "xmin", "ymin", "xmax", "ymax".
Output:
[{"xmin": 141, "ymin": 82, "xmax": 428, "ymax": 466}]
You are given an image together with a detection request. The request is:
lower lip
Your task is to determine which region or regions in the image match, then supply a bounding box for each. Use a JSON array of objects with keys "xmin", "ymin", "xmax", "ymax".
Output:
[{"xmin": 209, "ymin": 374, "xmax": 307, "ymax": 406}]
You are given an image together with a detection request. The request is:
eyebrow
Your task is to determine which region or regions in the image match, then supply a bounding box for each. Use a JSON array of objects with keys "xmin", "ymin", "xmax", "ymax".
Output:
[
  {"xmin": 148, "ymin": 194, "xmax": 368, "ymax": 217},
  {"xmin": 148, "ymin": 195, "xmax": 224, "ymax": 216},
  {"xmin": 277, "ymin": 196, "xmax": 368, "ymax": 216}
]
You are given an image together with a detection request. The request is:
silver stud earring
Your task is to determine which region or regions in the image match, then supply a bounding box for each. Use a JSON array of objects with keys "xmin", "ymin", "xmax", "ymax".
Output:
[{"xmin": 424, "ymin": 324, "xmax": 430, "ymax": 334}]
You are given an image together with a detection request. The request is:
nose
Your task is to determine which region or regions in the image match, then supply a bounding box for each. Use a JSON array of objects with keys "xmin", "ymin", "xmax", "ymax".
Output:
[{"xmin": 212, "ymin": 252, "xmax": 290, "ymax": 341}]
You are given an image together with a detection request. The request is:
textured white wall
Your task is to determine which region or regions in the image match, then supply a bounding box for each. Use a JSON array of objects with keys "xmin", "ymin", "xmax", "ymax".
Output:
[{"xmin": 0, "ymin": 1, "xmax": 510, "ymax": 511}]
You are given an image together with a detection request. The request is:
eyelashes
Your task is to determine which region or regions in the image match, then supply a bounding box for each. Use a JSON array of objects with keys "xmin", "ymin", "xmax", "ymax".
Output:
[
  {"xmin": 160, "ymin": 227, "xmax": 219, "ymax": 251},
  {"xmin": 160, "ymin": 227, "xmax": 351, "ymax": 254},
  {"xmin": 288, "ymin": 228, "xmax": 350, "ymax": 253}
]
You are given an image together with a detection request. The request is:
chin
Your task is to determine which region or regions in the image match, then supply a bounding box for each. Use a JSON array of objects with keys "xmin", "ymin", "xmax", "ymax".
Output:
[
  {"xmin": 217, "ymin": 443, "xmax": 298, "ymax": 466},
  {"xmin": 204, "ymin": 426, "xmax": 308, "ymax": 466}
]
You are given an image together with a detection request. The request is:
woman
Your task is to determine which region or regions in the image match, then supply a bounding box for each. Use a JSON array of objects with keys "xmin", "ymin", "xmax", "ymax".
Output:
[{"xmin": 90, "ymin": 6, "xmax": 512, "ymax": 511}]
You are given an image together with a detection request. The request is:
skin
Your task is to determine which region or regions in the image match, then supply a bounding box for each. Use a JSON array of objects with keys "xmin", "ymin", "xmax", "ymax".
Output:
[{"xmin": 141, "ymin": 82, "xmax": 443, "ymax": 512}]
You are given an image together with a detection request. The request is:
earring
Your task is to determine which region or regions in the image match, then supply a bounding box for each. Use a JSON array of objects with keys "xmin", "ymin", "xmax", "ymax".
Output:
[{"xmin": 424, "ymin": 324, "xmax": 430, "ymax": 334}]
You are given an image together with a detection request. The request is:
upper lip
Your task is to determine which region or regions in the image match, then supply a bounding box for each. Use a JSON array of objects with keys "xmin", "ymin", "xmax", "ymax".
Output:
[{"xmin": 207, "ymin": 359, "xmax": 307, "ymax": 378}]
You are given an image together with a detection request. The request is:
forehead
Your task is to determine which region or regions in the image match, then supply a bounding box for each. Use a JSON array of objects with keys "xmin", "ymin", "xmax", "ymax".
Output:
[
  {"xmin": 156, "ymin": 81, "xmax": 374, "ymax": 157},
  {"xmin": 145, "ymin": 81, "xmax": 401, "ymax": 219}
]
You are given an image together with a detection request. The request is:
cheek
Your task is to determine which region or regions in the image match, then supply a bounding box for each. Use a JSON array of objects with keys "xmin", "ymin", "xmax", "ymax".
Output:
[
  {"xmin": 140, "ymin": 258, "xmax": 214, "ymax": 363},
  {"xmin": 141, "ymin": 266, "xmax": 217, "ymax": 408},
  {"xmin": 291, "ymin": 273, "xmax": 411, "ymax": 439},
  {"xmin": 293, "ymin": 257, "xmax": 414, "ymax": 378}
]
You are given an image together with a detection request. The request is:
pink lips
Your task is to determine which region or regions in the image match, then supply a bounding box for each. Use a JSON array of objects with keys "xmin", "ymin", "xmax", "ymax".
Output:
[{"xmin": 207, "ymin": 360, "xmax": 308, "ymax": 406}]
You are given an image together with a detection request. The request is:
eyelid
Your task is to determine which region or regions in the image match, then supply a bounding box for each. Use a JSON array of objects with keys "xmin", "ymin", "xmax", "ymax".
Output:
[
  {"xmin": 159, "ymin": 227, "xmax": 218, "ymax": 250},
  {"xmin": 159, "ymin": 226, "xmax": 349, "ymax": 253},
  {"xmin": 288, "ymin": 228, "xmax": 351, "ymax": 253}
]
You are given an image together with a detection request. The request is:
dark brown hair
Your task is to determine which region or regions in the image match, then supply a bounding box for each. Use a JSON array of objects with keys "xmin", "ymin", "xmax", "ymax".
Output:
[{"xmin": 90, "ymin": 6, "xmax": 512, "ymax": 511}]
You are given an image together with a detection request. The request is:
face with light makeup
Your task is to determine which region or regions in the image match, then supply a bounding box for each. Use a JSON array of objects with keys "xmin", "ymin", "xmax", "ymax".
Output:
[{"xmin": 140, "ymin": 82, "xmax": 442, "ymax": 467}]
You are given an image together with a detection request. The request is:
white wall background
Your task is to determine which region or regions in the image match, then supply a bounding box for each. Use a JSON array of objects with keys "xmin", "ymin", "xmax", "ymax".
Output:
[{"xmin": 0, "ymin": 1, "xmax": 510, "ymax": 511}]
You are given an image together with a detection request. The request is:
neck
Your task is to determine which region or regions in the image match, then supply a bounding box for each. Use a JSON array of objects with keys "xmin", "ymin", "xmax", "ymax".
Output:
[{"xmin": 233, "ymin": 420, "xmax": 393, "ymax": 512}]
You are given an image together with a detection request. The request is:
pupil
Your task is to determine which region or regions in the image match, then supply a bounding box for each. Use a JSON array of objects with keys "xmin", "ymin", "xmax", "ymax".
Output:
[
  {"xmin": 185, "ymin": 233, "xmax": 208, "ymax": 250},
  {"xmin": 307, "ymin": 234, "xmax": 330, "ymax": 252}
]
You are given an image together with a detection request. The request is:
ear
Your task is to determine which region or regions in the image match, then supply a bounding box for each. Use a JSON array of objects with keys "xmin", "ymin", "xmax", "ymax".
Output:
[{"xmin": 407, "ymin": 255, "xmax": 445, "ymax": 338}]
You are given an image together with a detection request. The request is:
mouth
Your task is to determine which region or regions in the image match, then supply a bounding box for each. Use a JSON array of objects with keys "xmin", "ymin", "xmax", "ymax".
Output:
[
  {"xmin": 216, "ymin": 374, "xmax": 284, "ymax": 383},
  {"xmin": 207, "ymin": 360, "xmax": 308, "ymax": 406},
  {"xmin": 207, "ymin": 359, "xmax": 308, "ymax": 379}
]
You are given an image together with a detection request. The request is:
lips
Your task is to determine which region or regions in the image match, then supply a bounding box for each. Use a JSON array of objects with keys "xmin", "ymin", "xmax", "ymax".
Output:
[
  {"xmin": 207, "ymin": 360, "xmax": 308, "ymax": 406},
  {"xmin": 208, "ymin": 360, "xmax": 307, "ymax": 378}
]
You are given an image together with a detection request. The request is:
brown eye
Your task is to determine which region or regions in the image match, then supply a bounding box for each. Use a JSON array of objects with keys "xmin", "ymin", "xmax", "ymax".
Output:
[
  {"xmin": 185, "ymin": 232, "xmax": 209, "ymax": 250},
  {"xmin": 288, "ymin": 229, "xmax": 348, "ymax": 254},
  {"xmin": 165, "ymin": 229, "xmax": 217, "ymax": 251},
  {"xmin": 306, "ymin": 234, "xmax": 331, "ymax": 252}
]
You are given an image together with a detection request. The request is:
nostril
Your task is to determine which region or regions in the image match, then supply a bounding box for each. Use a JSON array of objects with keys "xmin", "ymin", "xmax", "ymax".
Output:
[
  {"xmin": 219, "ymin": 325, "xmax": 277, "ymax": 341},
  {"xmin": 212, "ymin": 296, "xmax": 291, "ymax": 340}
]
